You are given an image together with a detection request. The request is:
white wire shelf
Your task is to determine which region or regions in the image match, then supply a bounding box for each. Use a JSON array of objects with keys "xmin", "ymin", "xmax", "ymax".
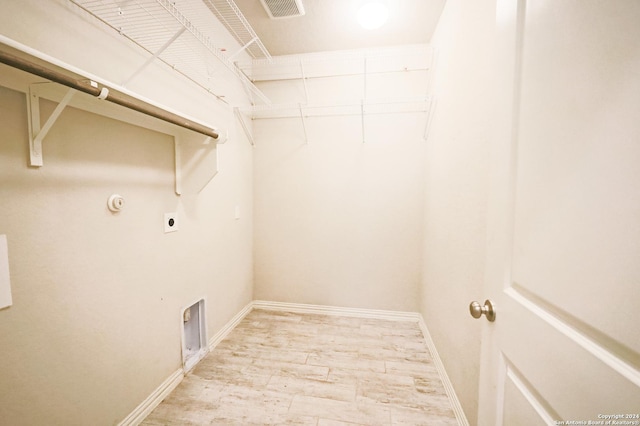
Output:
[
  {"xmin": 201, "ymin": 0, "xmax": 270, "ymax": 60},
  {"xmin": 245, "ymin": 97, "xmax": 432, "ymax": 119},
  {"xmin": 236, "ymin": 44, "xmax": 433, "ymax": 82},
  {"xmin": 236, "ymin": 96, "xmax": 434, "ymax": 144},
  {"xmin": 69, "ymin": 0, "xmax": 271, "ymax": 105}
]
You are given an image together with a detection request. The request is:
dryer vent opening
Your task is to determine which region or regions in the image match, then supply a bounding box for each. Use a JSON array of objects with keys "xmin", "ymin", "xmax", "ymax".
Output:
[{"xmin": 181, "ymin": 299, "xmax": 207, "ymax": 372}]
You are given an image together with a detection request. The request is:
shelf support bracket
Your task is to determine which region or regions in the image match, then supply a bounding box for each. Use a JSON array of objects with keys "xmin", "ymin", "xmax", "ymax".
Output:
[
  {"xmin": 27, "ymin": 85, "xmax": 76, "ymax": 167},
  {"xmin": 361, "ymin": 100, "xmax": 366, "ymax": 144},
  {"xmin": 234, "ymin": 107, "xmax": 254, "ymax": 146},
  {"xmin": 300, "ymin": 59, "xmax": 309, "ymax": 104},
  {"xmin": 228, "ymin": 37, "xmax": 258, "ymax": 62},
  {"xmin": 173, "ymin": 134, "xmax": 218, "ymax": 195},
  {"xmin": 174, "ymin": 137, "xmax": 182, "ymax": 195},
  {"xmin": 363, "ymin": 57, "xmax": 368, "ymax": 100},
  {"xmin": 361, "ymin": 57, "xmax": 367, "ymax": 143},
  {"xmin": 122, "ymin": 27, "xmax": 186, "ymax": 86},
  {"xmin": 423, "ymin": 97, "xmax": 436, "ymax": 142},
  {"xmin": 298, "ymin": 103, "xmax": 308, "ymax": 144}
]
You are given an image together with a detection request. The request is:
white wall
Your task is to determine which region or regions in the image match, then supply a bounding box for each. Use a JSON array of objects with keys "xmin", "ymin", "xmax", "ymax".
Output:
[
  {"xmin": 0, "ymin": 1, "xmax": 253, "ymax": 424},
  {"xmin": 252, "ymin": 52, "xmax": 429, "ymax": 311},
  {"xmin": 420, "ymin": 0, "xmax": 496, "ymax": 424}
]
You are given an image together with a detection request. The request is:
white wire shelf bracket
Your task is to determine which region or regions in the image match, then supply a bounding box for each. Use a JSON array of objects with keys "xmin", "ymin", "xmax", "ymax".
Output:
[
  {"xmin": 69, "ymin": 0, "xmax": 271, "ymax": 105},
  {"xmin": 246, "ymin": 97, "xmax": 432, "ymax": 119},
  {"xmin": 233, "ymin": 107, "xmax": 255, "ymax": 146}
]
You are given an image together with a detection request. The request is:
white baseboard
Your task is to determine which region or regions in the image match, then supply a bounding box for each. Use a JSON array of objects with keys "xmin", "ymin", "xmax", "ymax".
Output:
[
  {"xmin": 251, "ymin": 300, "xmax": 421, "ymax": 322},
  {"xmin": 208, "ymin": 301, "xmax": 254, "ymax": 351},
  {"xmin": 121, "ymin": 300, "xmax": 468, "ymax": 426},
  {"xmin": 118, "ymin": 302, "xmax": 254, "ymax": 426},
  {"xmin": 418, "ymin": 317, "xmax": 469, "ymax": 426},
  {"xmin": 117, "ymin": 368, "xmax": 183, "ymax": 426}
]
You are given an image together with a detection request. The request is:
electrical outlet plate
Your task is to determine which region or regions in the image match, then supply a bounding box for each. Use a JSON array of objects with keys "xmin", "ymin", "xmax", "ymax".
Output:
[{"xmin": 164, "ymin": 212, "xmax": 178, "ymax": 233}]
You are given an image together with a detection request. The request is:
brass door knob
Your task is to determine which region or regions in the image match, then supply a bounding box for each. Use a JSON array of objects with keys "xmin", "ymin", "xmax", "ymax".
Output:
[{"xmin": 469, "ymin": 299, "xmax": 496, "ymax": 322}]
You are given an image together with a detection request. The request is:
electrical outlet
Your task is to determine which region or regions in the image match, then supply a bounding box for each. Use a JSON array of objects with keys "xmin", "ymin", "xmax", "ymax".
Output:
[{"xmin": 164, "ymin": 212, "xmax": 178, "ymax": 233}]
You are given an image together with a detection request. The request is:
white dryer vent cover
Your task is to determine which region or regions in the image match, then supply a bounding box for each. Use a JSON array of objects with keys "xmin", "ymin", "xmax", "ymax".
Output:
[{"xmin": 260, "ymin": 0, "xmax": 305, "ymax": 19}]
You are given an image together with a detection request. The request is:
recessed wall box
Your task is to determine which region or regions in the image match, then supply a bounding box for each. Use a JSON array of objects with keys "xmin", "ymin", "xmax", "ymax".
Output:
[
  {"xmin": 164, "ymin": 212, "xmax": 178, "ymax": 233},
  {"xmin": 181, "ymin": 299, "xmax": 207, "ymax": 372}
]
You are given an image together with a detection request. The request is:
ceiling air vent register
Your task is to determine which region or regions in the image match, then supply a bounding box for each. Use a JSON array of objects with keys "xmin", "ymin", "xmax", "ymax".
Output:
[{"xmin": 260, "ymin": 0, "xmax": 305, "ymax": 19}]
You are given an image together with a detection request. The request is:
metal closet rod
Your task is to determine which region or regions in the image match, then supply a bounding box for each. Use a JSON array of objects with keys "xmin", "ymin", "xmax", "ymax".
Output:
[{"xmin": 0, "ymin": 49, "xmax": 220, "ymax": 140}]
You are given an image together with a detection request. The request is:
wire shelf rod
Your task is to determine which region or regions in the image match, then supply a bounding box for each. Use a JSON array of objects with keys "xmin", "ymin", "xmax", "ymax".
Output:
[{"xmin": 0, "ymin": 46, "xmax": 220, "ymax": 139}]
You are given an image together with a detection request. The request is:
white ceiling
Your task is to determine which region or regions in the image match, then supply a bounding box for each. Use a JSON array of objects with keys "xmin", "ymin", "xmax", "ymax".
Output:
[{"xmin": 232, "ymin": 0, "xmax": 446, "ymax": 56}]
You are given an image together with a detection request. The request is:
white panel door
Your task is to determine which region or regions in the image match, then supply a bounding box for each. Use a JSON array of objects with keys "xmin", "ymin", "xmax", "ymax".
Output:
[{"xmin": 478, "ymin": 1, "xmax": 640, "ymax": 424}]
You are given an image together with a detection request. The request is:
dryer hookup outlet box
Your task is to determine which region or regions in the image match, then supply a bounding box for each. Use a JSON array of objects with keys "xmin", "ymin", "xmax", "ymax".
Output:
[{"xmin": 164, "ymin": 213, "xmax": 178, "ymax": 233}]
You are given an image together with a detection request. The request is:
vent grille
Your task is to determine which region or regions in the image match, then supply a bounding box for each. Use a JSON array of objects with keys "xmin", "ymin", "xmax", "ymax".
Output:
[{"xmin": 260, "ymin": 0, "xmax": 305, "ymax": 19}]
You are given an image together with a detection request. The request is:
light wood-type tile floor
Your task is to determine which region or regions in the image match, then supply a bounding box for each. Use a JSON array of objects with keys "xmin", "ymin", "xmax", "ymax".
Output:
[{"xmin": 142, "ymin": 309, "xmax": 459, "ymax": 425}]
